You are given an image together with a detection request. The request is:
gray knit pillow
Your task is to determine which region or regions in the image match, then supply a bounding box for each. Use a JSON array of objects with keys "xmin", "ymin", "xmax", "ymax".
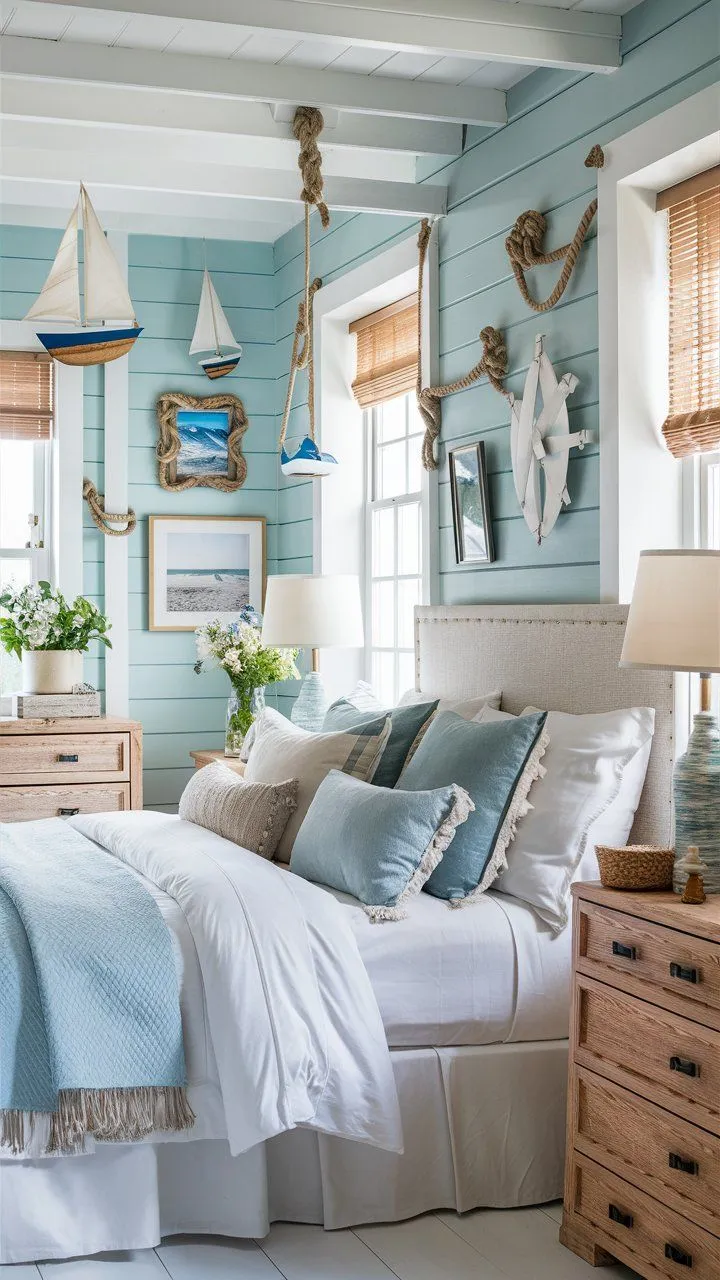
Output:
[{"xmin": 179, "ymin": 763, "xmax": 298, "ymax": 860}]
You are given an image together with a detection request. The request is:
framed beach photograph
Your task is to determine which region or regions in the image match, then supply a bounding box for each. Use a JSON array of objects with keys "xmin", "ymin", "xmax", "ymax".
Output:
[
  {"xmin": 449, "ymin": 441, "xmax": 495, "ymax": 566},
  {"xmin": 155, "ymin": 391, "xmax": 248, "ymax": 492},
  {"xmin": 149, "ymin": 515, "xmax": 265, "ymax": 631}
]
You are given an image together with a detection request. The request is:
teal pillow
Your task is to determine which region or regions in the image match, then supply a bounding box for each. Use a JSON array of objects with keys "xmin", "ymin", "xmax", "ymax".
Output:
[
  {"xmin": 290, "ymin": 769, "xmax": 473, "ymax": 922},
  {"xmin": 397, "ymin": 710, "xmax": 548, "ymax": 904},
  {"xmin": 323, "ymin": 697, "xmax": 439, "ymax": 788}
]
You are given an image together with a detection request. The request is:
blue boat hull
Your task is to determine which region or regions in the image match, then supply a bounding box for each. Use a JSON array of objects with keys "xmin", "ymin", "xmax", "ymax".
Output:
[{"xmin": 36, "ymin": 326, "xmax": 143, "ymax": 366}]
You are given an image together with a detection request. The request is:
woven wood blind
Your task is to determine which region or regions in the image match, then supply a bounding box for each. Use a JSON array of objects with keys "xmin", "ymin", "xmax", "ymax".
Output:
[
  {"xmin": 661, "ymin": 180, "xmax": 720, "ymax": 458},
  {"xmin": 0, "ymin": 350, "xmax": 54, "ymax": 441},
  {"xmin": 350, "ymin": 296, "xmax": 418, "ymax": 408}
]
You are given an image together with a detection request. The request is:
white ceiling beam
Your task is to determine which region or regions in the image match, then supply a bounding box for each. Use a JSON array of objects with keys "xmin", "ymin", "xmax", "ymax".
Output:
[
  {"xmin": 0, "ymin": 72, "xmax": 464, "ymax": 158},
  {"xmin": 2, "ymin": 142, "xmax": 447, "ymax": 219},
  {"xmin": 61, "ymin": 0, "xmax": 622, "ymax": 72},
  {"xmin": 0, "ymin": 35, "xmax": 506, "ymax": 128}
]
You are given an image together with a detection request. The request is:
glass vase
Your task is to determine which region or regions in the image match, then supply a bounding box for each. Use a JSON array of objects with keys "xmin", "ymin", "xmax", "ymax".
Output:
[{"xmin": 225, "ymin": 685, "xmax": 265, "ymax": 758}]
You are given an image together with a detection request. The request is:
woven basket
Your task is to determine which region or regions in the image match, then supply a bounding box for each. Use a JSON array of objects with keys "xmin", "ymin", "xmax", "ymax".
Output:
[{"xmin": 596, "ymin": 844, "xmax": 675, "ymax": 891}]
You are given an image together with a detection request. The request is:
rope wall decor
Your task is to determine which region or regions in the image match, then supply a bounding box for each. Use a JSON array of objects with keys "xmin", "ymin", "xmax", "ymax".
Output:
[
  {"xmin": 82, "ymin": 478, "xmax": 136, "ymax": 537},
  {"xmin": 156, "ymin": 391, "xmax": 249, "ymax": 492},
  {"xmin": 505, "ymin": 145, "xmax": 605, "ymax": 314},
  {"xmin": 278, "ymin": 107, "xmax": 338, "ymax": 478},
  {"xmin": 416, "ymin": 219, "xmax": 509, "ymax": 472}
]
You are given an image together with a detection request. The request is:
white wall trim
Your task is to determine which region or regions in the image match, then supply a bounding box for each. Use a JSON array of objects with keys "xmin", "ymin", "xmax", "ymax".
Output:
[
  {"xmin": 598, "ymin": 84, "xmax": 720, "ymax": 602},
  {"xmin": 102, "ymin": 231, "xmax": 130, "ymax": 717},
  {"xmin": 0, "ymin": 317, "xmax": 83, "ymax": 601}
]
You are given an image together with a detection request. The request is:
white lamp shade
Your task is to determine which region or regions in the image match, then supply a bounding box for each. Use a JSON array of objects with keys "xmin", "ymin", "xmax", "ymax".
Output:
[
  {"xmin": 620, "ymin": 550, "xmax": 720, "ymax": 673},
  {"xmin": 261, "ymin": 574, "xmax": 364, "ymax": 649}
]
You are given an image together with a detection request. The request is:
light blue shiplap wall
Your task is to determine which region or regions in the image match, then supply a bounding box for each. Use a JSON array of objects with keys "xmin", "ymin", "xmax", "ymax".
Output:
[
  {"xmin": 123, "ymin": 235, "xmax": 277, "ymax": 810},
  {"xmin": 273, "ymin": 0, "xmax": 719, "ymax": 612}
]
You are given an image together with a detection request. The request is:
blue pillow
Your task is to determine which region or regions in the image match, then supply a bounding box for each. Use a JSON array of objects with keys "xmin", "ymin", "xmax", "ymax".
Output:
[
  {"xmin": 290, "ymin": 769, "xmax": 473, "ymax": 922},
  {"xmin": 323, "ymin": 697, "xmax": 439, "ymax": 788},
  {"xmin": 397, "ymin": 710, "xmax": 548, "ymax": 904}
]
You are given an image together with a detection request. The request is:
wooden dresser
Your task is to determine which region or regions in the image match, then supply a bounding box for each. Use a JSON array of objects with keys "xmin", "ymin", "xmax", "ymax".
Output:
[
  {"xmin": 0, "ymin": 717, "xmax": 143, "ymax": 820},
  {"xmin": 561, "ymin": 882, "xmax": 720, "ymax": 1278}
]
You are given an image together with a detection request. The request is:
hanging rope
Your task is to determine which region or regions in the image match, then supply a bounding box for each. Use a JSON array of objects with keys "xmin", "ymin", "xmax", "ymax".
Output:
[
  {"xmin": 83, "ymin": 478, "xmax": 136, "ymax": 537},
  {"xmin": 505, "ymin": 145, "xmax": 605, "ymax": 314},
  {"xmin": 278, "ymin": 108, "xmax": 331, "ymax": 458},
  {"xmin": 416, "ymin": 219, "xmax": 509, "ymax": 471}
]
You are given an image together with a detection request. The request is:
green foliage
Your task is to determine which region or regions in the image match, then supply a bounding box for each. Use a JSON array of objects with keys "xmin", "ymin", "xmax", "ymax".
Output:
[
  {"xmin": 0, "ymin": 581, "xmax": 112, "ymax": 659},
  {"xmin": 194, "ymin": 617, "xmax": 299, "ymax": 697}
]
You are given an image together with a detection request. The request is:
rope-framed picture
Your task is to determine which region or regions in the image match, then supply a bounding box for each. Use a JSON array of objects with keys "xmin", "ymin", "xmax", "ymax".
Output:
[
  {"xmin": 155, "ymin": 391, "xmax": 249, "ymax": 492},
  {"xmin": 448, "ymin": 441, "xmax": 495, "ymax": 566}
]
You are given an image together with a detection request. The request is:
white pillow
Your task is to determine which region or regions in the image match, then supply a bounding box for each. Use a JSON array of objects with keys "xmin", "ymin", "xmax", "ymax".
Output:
[
  {"xmin": 243, "ymin": 708, "xmax": 391, "ymax": 861},
  {"xmin": 492, "ymin": 706, "xmax": 655, "ymax": 933},
  {"xmin": 398, "ymin": 688, "xmax": 502, "ymax": 718}
]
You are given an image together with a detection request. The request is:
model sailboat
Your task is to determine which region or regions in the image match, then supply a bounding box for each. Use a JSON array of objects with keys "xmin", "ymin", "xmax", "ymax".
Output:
[
  {"xmin": 190, "ymin": 269, "xmax": 243, "ymax": 379},
  {"xmin": 25, "ymin": 185, "xmax": 142, "ymax": 366}
]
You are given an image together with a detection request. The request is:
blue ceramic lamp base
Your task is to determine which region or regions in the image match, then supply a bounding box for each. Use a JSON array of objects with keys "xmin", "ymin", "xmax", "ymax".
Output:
[
  {"xmin": 290, "ymin": 666, "xmax": 328, "ymax": 733},
  {"xmin": 673, "ymin": 680, "xmax": 720, "ymax": 894}
]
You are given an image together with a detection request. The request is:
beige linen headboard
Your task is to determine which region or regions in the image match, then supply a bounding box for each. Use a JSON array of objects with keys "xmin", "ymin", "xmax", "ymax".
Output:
[{"xmin": 414, "ymin": 604, "xmax": 674, "ymax": 846}]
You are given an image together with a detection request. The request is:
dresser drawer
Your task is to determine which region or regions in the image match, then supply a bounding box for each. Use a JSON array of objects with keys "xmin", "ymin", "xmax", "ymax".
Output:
[
  {"xmin": 575, "ymin": 975, "xmax": 720, "ymax": 1136},
  {"xmin": 569, "ymin": 1152, "xmax": 720, "ymax": 1280},
  {"xmin": 578, "ymin": 901, "xmax": 720, "ymax": 1029},
  {"xmin": 0, "ymin": 783, "xmax": 131, "ymax": 822},
  {"xmin": 573, "ymin": 1067, "xmax": 720, "ymax": 1235},
  {"xmin": 0, "ymin": 733, "xmax": 129, "ymax": 784}
]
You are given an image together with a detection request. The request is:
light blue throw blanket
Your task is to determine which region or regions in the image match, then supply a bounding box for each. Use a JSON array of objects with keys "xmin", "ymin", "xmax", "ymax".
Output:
[{"xmin": 0, "ymin": 819, "xmax": 191, "ymax": 1155}]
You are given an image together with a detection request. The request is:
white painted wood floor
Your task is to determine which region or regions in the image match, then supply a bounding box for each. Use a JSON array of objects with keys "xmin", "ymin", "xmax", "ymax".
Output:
[{"xmin": 2, "ymin": 1203, "xmax": 642, "ymax": 1279}]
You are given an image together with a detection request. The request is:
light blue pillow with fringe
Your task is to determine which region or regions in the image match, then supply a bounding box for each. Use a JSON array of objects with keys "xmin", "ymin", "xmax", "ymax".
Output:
[
  {"xmin": 290, "ymin": 769, "xmax": 474, "ymax": 922},
  {"xmin": 397, "ymin": 709, "xmax": 549, "ymax": 905}
]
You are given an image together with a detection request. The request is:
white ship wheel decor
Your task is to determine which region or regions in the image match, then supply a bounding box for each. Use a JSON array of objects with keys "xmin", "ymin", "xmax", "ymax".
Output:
[{"xmin": 510, "ymin": 335, "xmax": 593, "ymax": 545}]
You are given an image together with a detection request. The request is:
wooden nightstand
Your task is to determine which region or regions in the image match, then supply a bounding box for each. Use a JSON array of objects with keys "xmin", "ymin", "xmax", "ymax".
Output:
[
  {"xmin": 0, "ymin": 716, "xmax": 143, "ymax": 820},
  {"xmin": 190, "ymin": 749, "xmax": 245, "ymax": 777},
  {"xmin": 561, "ymin": 882, "xmax": 720, "ymax": 1277}
]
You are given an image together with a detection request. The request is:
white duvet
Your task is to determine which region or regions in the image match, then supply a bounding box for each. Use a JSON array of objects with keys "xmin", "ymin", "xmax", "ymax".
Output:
[{"xmin": 68, "ymin": 812, "xmax": 402, "ymax": 1158}]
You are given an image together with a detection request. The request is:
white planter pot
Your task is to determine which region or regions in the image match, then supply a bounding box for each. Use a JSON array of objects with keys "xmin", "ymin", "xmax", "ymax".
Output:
[{"xmin": 21, "ymin": 649, "xmax": 83, "ymax": 695}]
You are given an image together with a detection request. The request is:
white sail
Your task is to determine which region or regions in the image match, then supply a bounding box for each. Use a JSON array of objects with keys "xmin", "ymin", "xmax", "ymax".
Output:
[
  {"xmin": 190, "ymin": 269, "xmax": 239, "ymax": 356},
  {"xmin": 81, "ymin": 185, "xmax": 136, "ymax": 326},
  {"xmin": 24, "ymin": 200, "xmax": 82, "ymax": 324}
]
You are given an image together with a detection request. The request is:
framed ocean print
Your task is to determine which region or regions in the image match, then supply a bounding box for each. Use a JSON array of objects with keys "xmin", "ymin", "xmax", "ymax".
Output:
[
  {"xmin": 149, "ymin": 515, "xmax": 265, "ymax": 631},
  {"xmin": 155, "ymin": 391, "xmax": 248, "ymax": 492},
  {"xmin": 449, "ymin": 441, "xmax": 495, "ymax": 566}
]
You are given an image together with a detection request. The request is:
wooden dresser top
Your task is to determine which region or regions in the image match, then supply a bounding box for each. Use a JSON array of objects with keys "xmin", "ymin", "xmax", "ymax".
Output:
[
  {"xmin": 0, "ymin": 716, "xmax": 141, "ymax": 735},
  {"xmin": 573, "ymin": 881, "xmax": 720, "ymax": 943}
]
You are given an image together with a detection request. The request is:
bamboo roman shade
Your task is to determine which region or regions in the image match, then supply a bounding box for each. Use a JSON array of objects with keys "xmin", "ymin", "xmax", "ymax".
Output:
[
  {"xmin": 0, "ymin": 351, "xmax": 54, "ymax": 441},
  {"xmin": 660, "ymin": 177, "xmax": 720, "ymax": 458},
  {"xmin": 350, "ymin": 296, "xmax": 418, "ymax": 408}
]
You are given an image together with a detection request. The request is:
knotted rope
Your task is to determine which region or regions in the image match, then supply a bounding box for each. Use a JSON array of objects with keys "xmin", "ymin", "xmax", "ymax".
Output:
[
  {"xmin": 83, "ymin": 478, "xmax": 136, "ymax": 537},
  {"xmin": 416, "ymin": 219, "xmax": 509, "ymax": 471},
  {"xmin": 278, "ymin": 108, "xmax": 331, "ymax": 457},
  {"xmin": 505, "ymin": 145, "xmax": 605, "ymax": 314}
]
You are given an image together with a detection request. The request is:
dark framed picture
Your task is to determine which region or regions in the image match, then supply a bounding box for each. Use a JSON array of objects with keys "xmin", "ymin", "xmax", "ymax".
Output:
[
  {"xmin": 155, "ymin": 391, "xmax": 249, "ymax": 492},
  {"xmin": 449, "ymin": 441, "xmax": 495, "ymax": 565}
]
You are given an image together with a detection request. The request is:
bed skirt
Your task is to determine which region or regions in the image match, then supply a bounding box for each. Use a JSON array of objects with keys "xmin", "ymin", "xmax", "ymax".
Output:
[{"xmin": 0, "ymin": 1040, "xmax": 568, "ymax": 1264}]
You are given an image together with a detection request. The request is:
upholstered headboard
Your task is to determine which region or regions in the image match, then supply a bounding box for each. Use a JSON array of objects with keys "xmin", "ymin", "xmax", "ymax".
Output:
[{"xmin": 415, "ymin": 604, "xmax": 674, "ymax": 846}]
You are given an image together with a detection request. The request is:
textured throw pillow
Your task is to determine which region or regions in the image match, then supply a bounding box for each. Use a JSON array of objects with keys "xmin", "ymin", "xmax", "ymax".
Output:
[
  {"xmin": 493, "ymin": 706, "xmax": 655, "ymax": 933},
  {"xmin": 398, "ymin": 710, "xmax": 548, "ymax": 905},
  {"xmin": 291, "ymin": 769, "xmax": 474, "ymax": 922},
  {"xmin": 179, "ymin": 762, "xmax": 298, "ymax": 860},
  {"xmin": 323, "ymin": 696, "xmax": 439, "ymax": 788},
  {"xmin": 398, "ymin": 688, "xmax": 502, "ymax": 718},
  {"xmin": 244, "ymin": 708, "xmax": 391, "ymax": 860}
]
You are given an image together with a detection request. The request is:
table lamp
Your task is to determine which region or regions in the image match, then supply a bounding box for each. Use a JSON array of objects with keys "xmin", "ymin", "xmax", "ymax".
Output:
[
  {"xmin": 261, "ymin": 574, "xmax": 364, "ymax": 731},
  {"xmin": 620, "ymin": 550, "xmax": 720, "ymax": 892}
]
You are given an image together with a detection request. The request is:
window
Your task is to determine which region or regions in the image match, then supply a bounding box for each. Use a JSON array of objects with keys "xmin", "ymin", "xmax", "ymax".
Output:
[
  {"xmin": 365, "ymin": 391, "xmax": 424, "ymax": 705},
  {"xmin": 0, "ymin": 351, "xmax": 53, "ymax": 700}
]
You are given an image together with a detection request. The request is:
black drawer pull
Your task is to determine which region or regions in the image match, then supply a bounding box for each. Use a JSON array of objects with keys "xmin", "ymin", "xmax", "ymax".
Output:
[
  {"xmin": 670, "ymin": 1056, "xmax": 699, "ymax": 1078},
  {"xmin": 608, "ymin": 1204, "xmax": 633, "ymax": 1229},
  {"xmin": 670, "ymin": 962, "xmax": 699, "ymax": 984},
  {"xmin": 669, "ymin": 1153, "xmax": 699, "ymax": 1176},
  {"xmin": 612, "ymin": 941, "xmax": 637, "ymax": 960},
  {"xmin": 58, "ymin": 807, "xmax": 80, "ymax": 817},
  {"xmin": 57, "ymin": 753, "xmax": 79, "ymax": 763},
  {"xmin": 665, "ymin": 1243, "xmax": 693, "ymax": 1267}
]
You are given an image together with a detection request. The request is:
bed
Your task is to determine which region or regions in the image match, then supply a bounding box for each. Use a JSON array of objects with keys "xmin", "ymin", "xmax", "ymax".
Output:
[{"xmin": 0, "ymin": 604, "xmax": 675, "ymax": 1263}]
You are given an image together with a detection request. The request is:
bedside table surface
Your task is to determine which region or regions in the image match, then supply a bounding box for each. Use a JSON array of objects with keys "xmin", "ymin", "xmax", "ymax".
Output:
[
  {"xmin": 572, "ymin": 880, "xmax": 720, "ymax": 942},
  {"xmin": 190, "ymin": 749, "xmax": 245, "ymax": 774}
]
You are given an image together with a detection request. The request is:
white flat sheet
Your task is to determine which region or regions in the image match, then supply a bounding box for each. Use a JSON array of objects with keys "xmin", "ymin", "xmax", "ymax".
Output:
[{"xmin": 330, "ymin": 887, "xmax": 572, "ymax": 1047}]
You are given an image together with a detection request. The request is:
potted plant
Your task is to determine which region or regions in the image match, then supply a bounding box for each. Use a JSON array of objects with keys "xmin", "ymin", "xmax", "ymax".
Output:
[
  {"xmin": 0, "ymin": 581, "xmax": 111, "ymax": 694},
  {"xmin": 195, "ymin": 606, "xmax": 299, "ymax": 756}
]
